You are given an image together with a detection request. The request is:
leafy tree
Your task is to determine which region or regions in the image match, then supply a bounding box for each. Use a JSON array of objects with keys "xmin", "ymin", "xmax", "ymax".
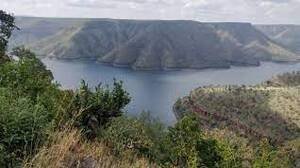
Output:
[
  {"xmin": 0, "ymin": 47, "xmax": 54, "ymax": 99},
  {"xmin": 67, "ymin": 79, "xmax": 131, "ymax": 138},
  {"xmin": 0, "ymin": 47, "xmax": 70, "ymax": 167},
  {"xmin": 0, "ymin": 10, "xmax": 18, "ymax": 61},
  {"xmin": 162, "ymin": 114, "xmax": 221, "ymax": 168}
]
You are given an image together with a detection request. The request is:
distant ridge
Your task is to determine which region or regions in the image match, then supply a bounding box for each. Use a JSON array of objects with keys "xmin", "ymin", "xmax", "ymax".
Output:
[
  {"xmin": 10, "ymin": 17, "xmax": 300, "ymax": 70},
  {"xmin": 256, "ymin": 24, "xmax": 300, "ymax": 54}
]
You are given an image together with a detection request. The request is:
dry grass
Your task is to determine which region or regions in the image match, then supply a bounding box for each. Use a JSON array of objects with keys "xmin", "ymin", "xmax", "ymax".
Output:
[
  {"xmin": 269, "ymin": 87, "xmax": 300, "ymax": 127},
  {"xmin": 23, "ymin": 128, "xmax": 156, "ymax": 168},
  {"xmin": 175, "ymin": 85, "xmax": 300, "ymax": 144}
]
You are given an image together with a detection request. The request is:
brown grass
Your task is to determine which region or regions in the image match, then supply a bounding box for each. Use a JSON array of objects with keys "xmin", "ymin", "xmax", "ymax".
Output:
[{"xmin": 23, "ymin": 128, "xmax": 156, "ymax": 168}]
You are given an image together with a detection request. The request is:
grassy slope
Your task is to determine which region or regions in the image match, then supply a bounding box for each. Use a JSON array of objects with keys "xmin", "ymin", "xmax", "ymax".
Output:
[
  {"xmin": 256, "ymin": 25, "xmax": 300, "ymax": 54},
  {"xmin": 174, "ymin": 72, "xmax": 300, "ymax": 144},
  {"xmin": 24, "ymin": 129, "xmax": 155, "ymax": 168}
]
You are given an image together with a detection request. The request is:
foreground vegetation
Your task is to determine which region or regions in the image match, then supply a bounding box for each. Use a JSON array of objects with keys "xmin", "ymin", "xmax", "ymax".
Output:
[
  {"xmin": 174, "ymin": 72, "xmax": 300, "ymax": 167},
  {"xmin": 0, "ymin": 10, "xmax": 299, "ymax": 167}
]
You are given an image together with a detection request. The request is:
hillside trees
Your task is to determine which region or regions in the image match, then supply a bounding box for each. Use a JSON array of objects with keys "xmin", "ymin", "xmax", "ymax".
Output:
[
  {"xmin": 66, "ymin": 80, "xmax": 131, "ymax": 138},
  {"xmin": 0, "ymin": 10, "xmax": 18, "ymax": 62}
]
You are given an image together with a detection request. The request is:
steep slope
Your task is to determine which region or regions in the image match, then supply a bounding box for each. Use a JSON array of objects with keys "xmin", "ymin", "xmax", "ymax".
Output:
[
  {"xmin": 9, "ymin": 17, "xmax": 86, "ymax": 49},
  {"xmin": 174, "ymin": 72, "xmax": 300, "ymax": 144},
  {"xmin": 256, "ymin": 25, "xmax": 300, "ymax": 54},
  {"xmin": 99, "ymin": 21, "xmax": 259, "ymax": 69},
  {"xmin": 10, "ymin": 17, "xmax": 300, "ymax": 70}
]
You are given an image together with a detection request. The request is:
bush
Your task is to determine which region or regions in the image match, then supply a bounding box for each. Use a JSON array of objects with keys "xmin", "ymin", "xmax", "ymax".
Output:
[
  {"xmin": 0, "ymin": 10, "xmax": 18, "ymax": 58},
  {"xmin": 162, "ymin": 114, "xmax": 221, "ymax": 168},
  {"xmin": 67, "ymin": 79, "xmax": 131, "ymax": 138},
  {"xmin": 252, "ymin": 139, "xmax": 295, "ymax": 168},
  {"xmin": 0, "ymin": 47, "xmax": 54, "ymax": 100},
  {"xmin": 103, "ymin": 116, "xmax": 154, "ymax": 156},
  {"xmin": 0, "ymin": 88, "xmax": 51, "ymax": 166},
  {"xmin": 216, "ymin": 140, "xmax": 244, "ymax": 168},
  {"xmin": 0, "ymin": 47, "xmax": 71, "ymax": 167}
]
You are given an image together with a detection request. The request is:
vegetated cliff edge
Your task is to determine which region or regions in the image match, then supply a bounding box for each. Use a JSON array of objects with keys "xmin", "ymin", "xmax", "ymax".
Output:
[
  {"xmin": 10, "ymin": 17, "xmax": 300, "ymax": 70},
  {"xmin": 173, "ymin": 72, "xmax": 300, "ymax": 144}
]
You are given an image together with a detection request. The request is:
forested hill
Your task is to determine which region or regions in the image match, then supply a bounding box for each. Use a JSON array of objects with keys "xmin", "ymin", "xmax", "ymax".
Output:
[{"xmin": 10, "ymin": 17, "xmax": 300, "ymax": 70}]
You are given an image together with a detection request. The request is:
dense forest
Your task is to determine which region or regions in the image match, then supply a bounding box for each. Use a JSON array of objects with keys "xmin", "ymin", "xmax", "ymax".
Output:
[{"xmin": 0, "ymin": 10, "xmax": 299, "ymax": 168}]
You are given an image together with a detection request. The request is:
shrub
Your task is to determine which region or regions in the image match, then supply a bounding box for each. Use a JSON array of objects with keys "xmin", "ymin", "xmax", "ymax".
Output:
[
  {"xmin": 103, "ymin": 116, "xmax": 154, "ymax": 156},
  {"xmin": 0, "ymin": 10, "xmax": 18, "ymax": 58},
  {"xmin": 0, "ymin": 47, "xmax": 54, "ymax": 100},
  {"xmin": 0, "ymin": 88, "xmax": 51, "ymax": 167},
  {"xmin": 162, "ymin": 114, "xmax": 221, "ymax": 168},
  {"xmin": 67, "ymin": 79, "xmax": 131, "ymax": 138},
  {"xmin": 0, "ymin": 48, "xmax": 70, "ymax": 167}
]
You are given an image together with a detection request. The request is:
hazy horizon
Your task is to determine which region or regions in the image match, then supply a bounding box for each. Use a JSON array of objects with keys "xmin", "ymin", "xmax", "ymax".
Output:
[
  {"xmin": 14, "ymin": 15, "xmax": 300, "ymax": 26},
  {"xmin": 1, "ymin": 0, "xmax": 300, "ymax": 25}
]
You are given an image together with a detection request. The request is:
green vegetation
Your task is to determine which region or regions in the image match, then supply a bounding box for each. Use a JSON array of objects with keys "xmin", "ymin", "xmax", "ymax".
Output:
[
  {"xmin": 66, "ymin": 79, "xmax": 131, "ymax": 138},
  {"xmin": 0, "ymin": 10, "xmax": 18, "ymax": 63},
  {"xmin": 0, "ymin": 10, "xmax": 299, "ymax": 168},
  {"xmin": 174, "ymin": 71, "xmax": 300, "ymax": 167}
]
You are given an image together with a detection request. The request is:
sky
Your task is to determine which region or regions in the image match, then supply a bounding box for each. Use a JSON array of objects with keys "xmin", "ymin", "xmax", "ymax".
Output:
[{"xmin": 1, "ymin": 0, "xmax": 300, "ymax": 24}]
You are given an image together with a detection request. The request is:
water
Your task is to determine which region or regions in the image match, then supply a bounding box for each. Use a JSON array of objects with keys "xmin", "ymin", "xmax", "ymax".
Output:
[{"xmin": 43, "ymin": 59, "xmax": 300, "ymax": 124}]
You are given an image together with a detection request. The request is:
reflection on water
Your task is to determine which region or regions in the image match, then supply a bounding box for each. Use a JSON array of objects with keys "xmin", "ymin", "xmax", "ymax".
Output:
[{"xmin": 43, "ymin": 59, "xmax": 300, "ymax": 124}]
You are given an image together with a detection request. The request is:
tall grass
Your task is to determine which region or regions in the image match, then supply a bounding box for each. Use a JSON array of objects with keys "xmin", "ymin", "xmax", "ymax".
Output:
[{"xmin": 23, "ymin": 128, "xmax": 156, "ymax": 168}]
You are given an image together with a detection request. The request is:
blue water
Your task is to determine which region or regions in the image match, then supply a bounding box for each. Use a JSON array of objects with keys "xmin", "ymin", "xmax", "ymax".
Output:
[{"xmin": 43, "ymin": 59, "xmax": 300, "ymax": 124}]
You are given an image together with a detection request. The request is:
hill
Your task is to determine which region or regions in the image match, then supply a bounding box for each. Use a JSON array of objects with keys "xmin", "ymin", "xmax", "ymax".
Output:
[
  {"xmin": 174, "ymin": 71, "xmax": 300, "ymax": 145},
  {"xmin": 256, "ymin": 25, "xmax": 300, "ymax": 54},
  {"xmin": 2, "ymin": 12, "xmax": 300, "ymax": 167},
  {"xmin": 10, "ymin": 17, "xmax": 300, "ymax": 70}
]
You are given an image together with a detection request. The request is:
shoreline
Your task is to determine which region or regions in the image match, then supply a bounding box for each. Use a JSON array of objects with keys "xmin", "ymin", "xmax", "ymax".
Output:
[{"xmin": 41, "ymin": 56, "xmax": 300, "ymax": 72}]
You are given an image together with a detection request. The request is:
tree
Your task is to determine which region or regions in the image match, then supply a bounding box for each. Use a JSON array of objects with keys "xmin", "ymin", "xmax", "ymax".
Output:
[
  {"xmin": 67, "ymin": 79, "xmax": 131, "ymax": 138},
  {"xmin": 0, "ymin": 10, "xmax": 18, "ymax": 61},
  {"xmin": 0, "ymin": 47, "xmax": 69, "ymax": 167},
  {"xmin": 0, "ymin": 47, "xmax": 54, "ymax": 99},
  {"xmin": 163, "ymin": 114, "xmax": 221, "ymax": 167}
]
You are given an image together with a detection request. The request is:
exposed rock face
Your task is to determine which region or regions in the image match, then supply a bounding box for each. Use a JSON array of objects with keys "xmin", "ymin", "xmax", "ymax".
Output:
[{"xmin": 10, "ymin": 17, "xmax": 300, "ymax": 70}]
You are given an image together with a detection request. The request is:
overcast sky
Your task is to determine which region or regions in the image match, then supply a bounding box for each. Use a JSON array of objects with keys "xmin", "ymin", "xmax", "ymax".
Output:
[{"xmin": 1, "ymin": 0, "xmax": 300, "ymax": 24}]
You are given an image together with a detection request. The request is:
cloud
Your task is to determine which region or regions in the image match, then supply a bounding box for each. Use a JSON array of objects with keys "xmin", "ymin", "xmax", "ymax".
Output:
[
  {"xmin": 261, "ymin": 0, "xmax": 291, "ymax": 3},
  {"xmin": 0, "ymin": 0, "xmax": 299, "ymax": 24},
  {"xmin": 67, "ymin": 0, "xmax": 117, "ymax": 9}
]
